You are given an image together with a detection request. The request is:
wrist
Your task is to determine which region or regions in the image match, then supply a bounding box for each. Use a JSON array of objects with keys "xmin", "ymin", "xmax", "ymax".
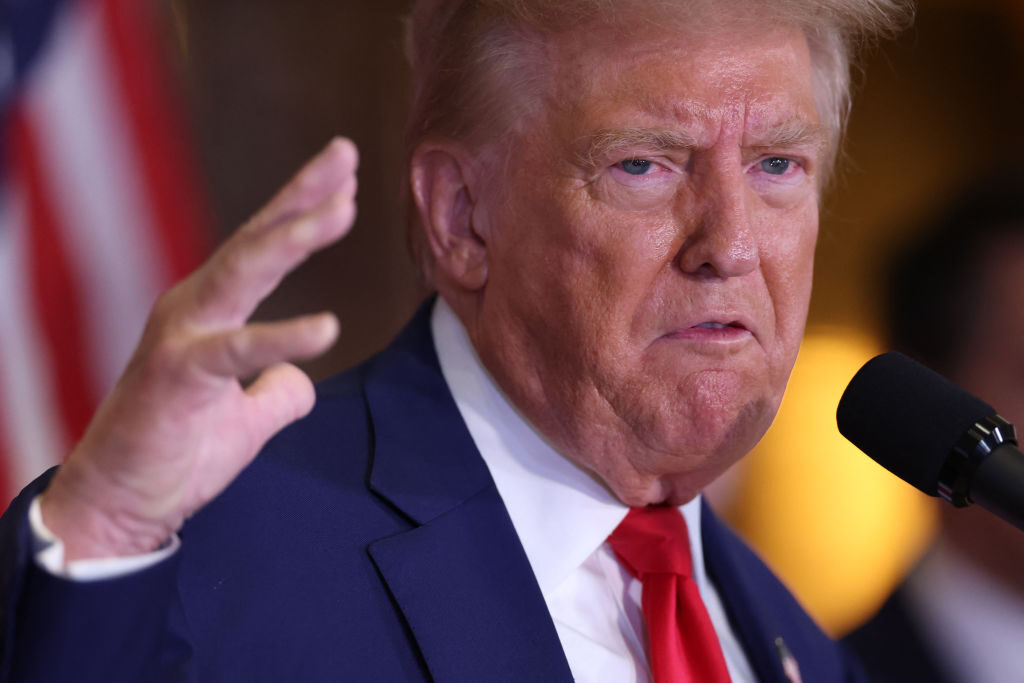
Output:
[{"xmin": 40, "ymin": 463, "xmax": 175, "ymax": 562}]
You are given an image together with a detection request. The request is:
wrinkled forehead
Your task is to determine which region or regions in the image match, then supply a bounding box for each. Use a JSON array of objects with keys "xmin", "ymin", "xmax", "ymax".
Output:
[{"xmin": 542, "ymin": 20, "xmax": 821, "ymax": 139}]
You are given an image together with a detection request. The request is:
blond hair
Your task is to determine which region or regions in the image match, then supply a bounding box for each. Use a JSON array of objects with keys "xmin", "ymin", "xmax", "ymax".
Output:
[{"xmin": 404, "ymin": 0, "xmax": 914, "ymax": 283}]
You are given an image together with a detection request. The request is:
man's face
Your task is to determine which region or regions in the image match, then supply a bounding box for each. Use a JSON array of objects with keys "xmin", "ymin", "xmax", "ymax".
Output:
[{"xmin": 466, "ymin": 21, "xmax": 826, "ymax": 505}]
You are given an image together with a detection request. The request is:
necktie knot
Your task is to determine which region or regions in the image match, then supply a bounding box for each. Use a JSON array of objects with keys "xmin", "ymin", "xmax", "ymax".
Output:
[
  {"xmin": 607, "ymin": 505, "xmax": 732, "ymax": 683},
  {"xmin": 608, "ymin": 506, "xmax": 693, "ymax": 578}
]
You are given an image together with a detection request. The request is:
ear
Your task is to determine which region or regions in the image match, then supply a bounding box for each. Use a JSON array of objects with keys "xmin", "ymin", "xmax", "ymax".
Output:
[{"xmin": 410, "ymin": 141, "xmax": 489, "ymax": 291}]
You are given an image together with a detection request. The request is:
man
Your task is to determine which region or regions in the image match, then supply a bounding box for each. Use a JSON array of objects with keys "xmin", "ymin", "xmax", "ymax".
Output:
[
  {"xmin": 844, "ymin": 171, "xmax": 1024, "ymax": 682},
  {"xmin": 0, "ymin": 1, "xmax": 911, "ymax": 680}
]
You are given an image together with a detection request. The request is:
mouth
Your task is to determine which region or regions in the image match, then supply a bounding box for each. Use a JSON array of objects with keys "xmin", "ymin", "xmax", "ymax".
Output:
[
  {"xmin": 692, "ymin": 321, "xmax": 746, "ymax": 331},
  {"xmin": 660, "ymin": 318, "xmax": 754, "ymax": 343}
]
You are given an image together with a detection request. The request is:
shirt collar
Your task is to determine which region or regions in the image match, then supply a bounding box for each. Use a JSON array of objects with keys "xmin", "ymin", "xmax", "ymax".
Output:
[{"xmin": 430, "ymin": 298, "xmax": 709, "ymax": 597}]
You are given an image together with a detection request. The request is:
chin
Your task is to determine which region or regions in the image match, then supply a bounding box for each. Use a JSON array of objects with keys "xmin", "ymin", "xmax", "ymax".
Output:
[
  {"xmin": 592, "ymin": 435, "xmax": 741, "ymax": 507},
  {"xmin": 658, "ymin": 391, "xmax": 773, "ymax": 453},
  {"xmin": 607, "ymin": 466, "xmax": 719, "ymax": 508},
  {"xmin": 621, "ymin": 397, "xmax": 776, "ymax": 504}
]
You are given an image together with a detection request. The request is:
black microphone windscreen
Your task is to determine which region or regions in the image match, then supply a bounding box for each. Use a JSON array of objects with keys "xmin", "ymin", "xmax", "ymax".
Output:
[{"xmin": 836, "ymin": 352, "xmax": 995, "ymax": 495}]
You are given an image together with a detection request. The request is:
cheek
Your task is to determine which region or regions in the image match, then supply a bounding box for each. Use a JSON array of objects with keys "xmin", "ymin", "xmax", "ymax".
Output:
[
  {"xmin": 486, "ymin": 201, "xmax": 619, "ymax": 357},
  {"xmin": 578, "ymin": 219, "xmax": 685, "ymax": 363},
  {"xmin": 533, "ymin": 202, "xmax": 671, "ymax": 308},
  {"xmin": 763, "ymin": 206, "xmax": 818, "ymax": 322}
]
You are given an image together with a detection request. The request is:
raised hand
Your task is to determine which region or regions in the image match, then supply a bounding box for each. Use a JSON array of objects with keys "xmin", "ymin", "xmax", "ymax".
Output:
[{"xmin": 39, "ymin": 138, "xmax": 359, "ymax": 562}]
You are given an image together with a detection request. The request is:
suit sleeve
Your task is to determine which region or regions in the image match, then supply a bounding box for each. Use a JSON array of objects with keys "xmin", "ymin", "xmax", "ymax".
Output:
[{"xmin": 0, "ymin": 469, "xmax": 192, "ymax": 683}]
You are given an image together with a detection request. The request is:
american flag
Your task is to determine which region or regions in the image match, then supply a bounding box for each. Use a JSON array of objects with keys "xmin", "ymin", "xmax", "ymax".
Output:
[{"xmin": 0, "ymin": 0, "xmax": 208, "ymax": 504}]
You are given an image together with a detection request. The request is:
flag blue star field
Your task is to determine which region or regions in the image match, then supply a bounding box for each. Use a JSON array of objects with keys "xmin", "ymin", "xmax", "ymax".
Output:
[{"xmin": 0, "ymin": 0, "xmax": 208, "ymax": 503}]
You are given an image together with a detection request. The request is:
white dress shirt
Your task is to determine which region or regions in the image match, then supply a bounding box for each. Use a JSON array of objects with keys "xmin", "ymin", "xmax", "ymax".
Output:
[
  {"xmin": 431, "ymin": 298, "xmax": 754, "ymax": 682},
  {"xmin": 32, "ymin": 297, "xmax": 756, "ymax": 681}
]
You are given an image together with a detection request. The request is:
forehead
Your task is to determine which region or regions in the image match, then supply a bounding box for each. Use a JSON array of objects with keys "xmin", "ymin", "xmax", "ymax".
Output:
[{"xmin": 544, "ymin": 21, "xmax": 820, "ymax": 142}]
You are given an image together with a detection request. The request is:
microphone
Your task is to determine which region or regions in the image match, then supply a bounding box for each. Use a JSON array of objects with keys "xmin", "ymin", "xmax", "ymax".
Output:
[{"xmin": 837, "ymin": 352, "xmax": 1024, "ymax": 532}]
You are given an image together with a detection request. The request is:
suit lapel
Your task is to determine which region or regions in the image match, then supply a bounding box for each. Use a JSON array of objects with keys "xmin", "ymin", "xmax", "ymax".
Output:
[
  {"xmin": 364, "ymin": 303, "xmax": 573, "ymax": 682},
  {"xmin": 701, "ymin": 500, "xmax": 789, "ymax": 683},
  {"xmin": 367, "ymin": 488, "xmax": 573, "ymax": 682}
]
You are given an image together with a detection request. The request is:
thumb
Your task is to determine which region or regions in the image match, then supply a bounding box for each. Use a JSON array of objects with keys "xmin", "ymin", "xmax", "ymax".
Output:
[{"xmin": 244, "ymin": 363, "xmax": 318, "ymax": 447}]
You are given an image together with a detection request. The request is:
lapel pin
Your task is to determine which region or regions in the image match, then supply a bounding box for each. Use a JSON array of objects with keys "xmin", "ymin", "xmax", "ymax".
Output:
[{"xmin": 774, "ymin": 636, "xmax": 803, "ymax": 683}]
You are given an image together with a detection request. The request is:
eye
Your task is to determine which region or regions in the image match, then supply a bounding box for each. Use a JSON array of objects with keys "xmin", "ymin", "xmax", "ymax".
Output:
[
  {"xmin": 760, "ymin": 157, "xmax": 791, "ymax": 175},
  {"xmin": 619, "ymin": 158, "xmax": 653, "ymax": 175}
]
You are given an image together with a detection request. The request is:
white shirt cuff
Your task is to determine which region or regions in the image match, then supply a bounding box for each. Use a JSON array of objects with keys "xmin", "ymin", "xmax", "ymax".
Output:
[{"xmin": 28, "ymin": 495, "xmax": 179, "ymax": 582}]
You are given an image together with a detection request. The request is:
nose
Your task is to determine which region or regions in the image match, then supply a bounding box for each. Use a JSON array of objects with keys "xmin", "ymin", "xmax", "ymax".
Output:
[{"xmin": 675, "ymin": 166, "xmax": 759, "ymax": 279}]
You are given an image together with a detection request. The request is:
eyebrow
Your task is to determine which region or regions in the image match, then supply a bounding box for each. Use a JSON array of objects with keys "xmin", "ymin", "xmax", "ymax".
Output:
[
  {"xmin": 575, "ymin": 120, "xmax": 832, "ymax": 168},
  {"xmin": 575, "ymin": 127, "xmax": 701, "ymax": 168},
  {"xmin": 747, "ymin": 119, "xmax": 832, "ymax": 154}
]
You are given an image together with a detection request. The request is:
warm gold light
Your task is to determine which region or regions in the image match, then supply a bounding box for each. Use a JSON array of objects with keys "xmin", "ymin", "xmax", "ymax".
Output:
[{"xmin": 712, "ymin": 328, "xmax": 937, "ymax": 635}]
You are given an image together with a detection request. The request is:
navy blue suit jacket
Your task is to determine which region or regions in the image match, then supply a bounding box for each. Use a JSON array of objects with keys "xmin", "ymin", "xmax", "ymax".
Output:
[
  {"xmin": 843, "ymin": 585, "xmax": 954, "ymax": 683},
  {"xmin": 0, "ymin": 302, "xmax": 865, "ymax": 682}
]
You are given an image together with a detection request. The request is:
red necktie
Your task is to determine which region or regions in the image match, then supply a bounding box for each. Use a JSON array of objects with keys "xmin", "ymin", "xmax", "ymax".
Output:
[{"xmin": 608, "ymin": 506, "xmax": 732, "ymax": 683}]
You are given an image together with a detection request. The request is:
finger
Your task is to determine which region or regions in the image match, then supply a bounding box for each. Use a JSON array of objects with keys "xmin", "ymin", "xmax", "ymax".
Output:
[
  {"xmin": 243, "ymin": 362, "xmax": 318, "ymax": 445},
  {"xmin": 190, "ymin": 188, "xmax": 356, "ymax": 325},
  {"xmin": 188, "ymin": 313, "xmax": 339, "ymax": 379},
  {"xmin": 246, "ymin": 137, "xmax": 359, "ymax": 235}
]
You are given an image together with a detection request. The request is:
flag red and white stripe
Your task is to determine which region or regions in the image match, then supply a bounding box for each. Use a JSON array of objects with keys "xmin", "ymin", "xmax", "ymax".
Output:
[{"xmin": 0, "ymin": 0, "xmax": 208, "ymax": 504}]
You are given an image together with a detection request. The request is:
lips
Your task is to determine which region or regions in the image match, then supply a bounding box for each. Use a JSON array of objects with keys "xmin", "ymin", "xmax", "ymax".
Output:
[
  {"xmin": 693, "ymin": 321, "xmax": 746, "ymax": 331},
  {"xmin": 658, "ymin": 315, "xmax": 756, "ymax": 343}
]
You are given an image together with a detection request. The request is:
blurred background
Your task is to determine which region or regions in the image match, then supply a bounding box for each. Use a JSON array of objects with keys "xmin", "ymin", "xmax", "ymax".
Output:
[{"xmin": 4, "ymin": 0, "xmax": 1023, "ymax": 636}]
